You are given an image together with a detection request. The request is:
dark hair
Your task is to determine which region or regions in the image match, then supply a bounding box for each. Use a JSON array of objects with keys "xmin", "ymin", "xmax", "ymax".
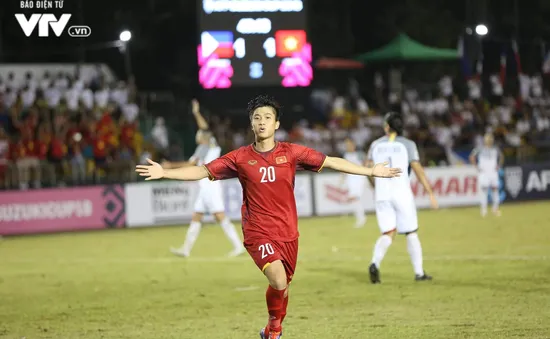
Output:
[
  {"xmin": 384, "ymin": 112, "xmax": 404, "ymax": 135},
  {"xmin": 247, "ymin": 95, "xmax": 281, "ymax": 121}
]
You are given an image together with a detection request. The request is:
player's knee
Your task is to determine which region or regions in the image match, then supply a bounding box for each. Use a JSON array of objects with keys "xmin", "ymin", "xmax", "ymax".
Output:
[
  {"xmin": 383, "ymin": 229, "xmax": 397, "ymax": 238},
  {"xmin": 191, "ymin": 213, "xmax": 203, "ymax": 222},
  {"xmin": 264, "ymin": 260, "xmax": 287, "ymax": 290},
  {"xmin": 213, "ymin": 212, "xmax": 226, "ymax": 223}
]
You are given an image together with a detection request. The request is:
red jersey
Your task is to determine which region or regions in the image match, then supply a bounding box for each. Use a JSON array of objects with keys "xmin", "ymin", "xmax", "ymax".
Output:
[
  {"xmin": 36, "ymin": 140, "xmax": 50, "ymax": 160},
  {"xmin": 204, "ymin": 142, "xmax": 326, "ymax": 242},
  {"xmin": 50, "ymin": 137, "xmax": 68, "ymax": 160}
]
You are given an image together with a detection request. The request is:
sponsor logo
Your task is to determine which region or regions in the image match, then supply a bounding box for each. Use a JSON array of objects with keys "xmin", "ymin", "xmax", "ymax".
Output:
[
  {"xmin": 504, "ymin": 167, "xmax": 523, "ymax": 198},
  {"xmin": 325, "ymin": 184, "xmax": 349, "ymax": 204},
  {"xmin": 411, "ymin": 175, "xmax": 477, "ymax": 197},
  {"xmin": 526, "ymin": 170, "xmax": 550, "ymax": 193}
]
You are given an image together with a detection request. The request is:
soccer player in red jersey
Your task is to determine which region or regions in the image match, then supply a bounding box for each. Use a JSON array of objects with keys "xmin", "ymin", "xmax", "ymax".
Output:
[{"xmin": 136, "ymin": 95, "xmax": 401, "ymax": 339}]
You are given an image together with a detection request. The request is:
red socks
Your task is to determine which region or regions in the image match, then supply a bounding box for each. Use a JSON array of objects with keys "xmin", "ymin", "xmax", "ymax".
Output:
[
  {"xmin": 280, "ymin": 293, "xmax": 289, "ymax": 324},
  {"xmin": 265, "ymin": 285, "xmax": 286, "ymax": 332}
]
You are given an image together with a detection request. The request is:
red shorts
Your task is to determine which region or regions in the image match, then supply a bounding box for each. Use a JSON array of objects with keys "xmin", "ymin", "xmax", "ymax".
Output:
[{"xmin": 244, "ymin": 238, "xmax": 298, "ymax": 282}]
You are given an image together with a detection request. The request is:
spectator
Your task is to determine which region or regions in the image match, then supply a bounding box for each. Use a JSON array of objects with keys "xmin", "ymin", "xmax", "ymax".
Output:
[
  {"xmin": 122, "ymin": 98, "xmax": 139, "ymax": 123},
  {"xmin": 49, "ymin": 128, "xmax": 68, "ymax": 186},
  {"xmin": 40, "ymin": 71, "xmax": 51, "ymax": 91},
  {"xmin": 80, "ymin": 84, "xmax": 94, "ymax": 110},
  {"xmin": 65, "ymin": 81, "xmax": 80, "ymax": 112},
  {"xmin": 94, "ymin": 82, "xmax": 110, "ymax": 109},
  {"xmin": 12, "ymin": 131, "xmax": 41, "ymax": 189},
  {"xmin": 0, "ymin": 127, "xmax": 8, "ymax": 188},
  {"xmin": 151, "ymin": 117, "xmax": 169, "ymax": 157},
  {"xmin": 45, "ymin": 82, "xmax": 61, "ymax": 108},
  {"xmin": 67, "ymin": 122, "xmax": 87, "ymax": 185}
]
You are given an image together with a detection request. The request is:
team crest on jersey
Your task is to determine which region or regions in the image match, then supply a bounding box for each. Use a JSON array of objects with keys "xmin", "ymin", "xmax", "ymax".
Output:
[
  {"xmin": 276, "ymin": 156, "xmax": 287, "ymax": 164},
  {"xmin": 248, "ymin": 160, "xmax": 258, "ymax": 165},
  {"xmin": 504, "ymin": 167, "xmax": 523, "ymax": 198}
]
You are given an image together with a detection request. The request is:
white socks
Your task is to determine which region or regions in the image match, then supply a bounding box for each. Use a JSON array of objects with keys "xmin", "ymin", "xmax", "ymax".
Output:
[
  {"xmin": 371, "ymin": 232, "xmax": 425, "ymax": 276},
  {"xmin": 480, "ymin": 188, "xmax": 489, "ymax": 216},
  {"xmin": 220, "ymin": 217, "xmax": 243, "ymax": 250},
  {"xmin": 491, "ymin": 189, "xmax": 500, "ymax": 213},
  {"xmin": 406, "ymin": 233, "xmax": 424, "ymax": 276},
  {"xmin": 181, "ymin": 221, "xmax": 202, "ymax": 256},
  {"xmin": 371, "ymin": 234, "xmax": 392, "ymax": 268},
  {"xmin": 181, "ymin": 218, "xmax": 242, "ymax": 256}
]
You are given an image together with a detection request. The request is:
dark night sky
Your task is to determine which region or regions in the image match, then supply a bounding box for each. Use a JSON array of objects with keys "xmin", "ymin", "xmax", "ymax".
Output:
[{"xmin": 1, "ymin": 0, "xmax": 550, "ymax": 92}]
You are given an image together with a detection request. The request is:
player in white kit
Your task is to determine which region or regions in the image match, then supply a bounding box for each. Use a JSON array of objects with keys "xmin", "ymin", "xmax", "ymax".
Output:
[
  {"xmin": 469, "ymin": 133, "xmax": 504, "ymax": 217},
  {"xmin": 167, "ymin": 100, "xmax": 245, "ymax": 257},
  {"xmin": 341, "ymin": 138, "xmax": 367, "ymax": 228},
  {"xmin": 366, "ymin": 112, "xmax": 438, "ymax": 283}
]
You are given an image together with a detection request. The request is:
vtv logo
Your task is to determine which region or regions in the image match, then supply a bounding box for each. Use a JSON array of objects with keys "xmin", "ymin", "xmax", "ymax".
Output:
[{"xmin": 15, "ymin": 13, "xmax": 72, "ymax": 37}]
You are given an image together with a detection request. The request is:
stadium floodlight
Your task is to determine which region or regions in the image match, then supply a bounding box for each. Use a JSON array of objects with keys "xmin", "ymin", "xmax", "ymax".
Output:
[
  {"xmin": 475, "ymin": 24, "xmax": 488, "ymax": 36},
  {"xmin": 119, "ymin": 30, "xmax": 132, "ymax": 42}
]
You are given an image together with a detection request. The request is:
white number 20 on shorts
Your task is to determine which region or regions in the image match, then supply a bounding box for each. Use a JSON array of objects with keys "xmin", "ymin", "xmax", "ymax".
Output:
[{"xmin": 259, "ymin": 243, "xmax": 275, "ymax": 259}]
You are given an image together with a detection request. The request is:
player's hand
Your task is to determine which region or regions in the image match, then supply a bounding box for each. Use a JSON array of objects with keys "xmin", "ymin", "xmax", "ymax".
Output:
[
  {"xmin": 135, "ymin": 158, "xmax": 164, "ymax": 180},
  {"xmin": 371, "ymin": 162, "xmax": 402, "ymax": 178},
  {"xmin": 160, "ymin": 159, "xmax": 172, "ymax": 169},
  {"xmin": 191, "ymin": 99, "xmax": 200, "ymax": 115},
  {"xmin": 429, "ymin": 194, "xmax": 439, "ymax": 209}
]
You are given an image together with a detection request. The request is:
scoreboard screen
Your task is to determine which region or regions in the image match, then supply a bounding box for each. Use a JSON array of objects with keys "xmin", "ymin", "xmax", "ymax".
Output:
[{"xmin": 198, "ymin": 0, "xmax": 312, "ymax": 89}]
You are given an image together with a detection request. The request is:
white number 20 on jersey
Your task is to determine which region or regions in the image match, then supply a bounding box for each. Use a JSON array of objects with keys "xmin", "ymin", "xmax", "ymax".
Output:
[
  {"xmin": 259, "ymin": 243, "xmax": 275, "ymax": 259},
  {"xmin": 259, "ymin": 166, "xmax": 276, "ymax": 183}
]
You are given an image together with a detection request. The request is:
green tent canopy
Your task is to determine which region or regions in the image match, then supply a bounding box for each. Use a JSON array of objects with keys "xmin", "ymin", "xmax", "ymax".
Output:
[{"xmin": 355, "ymin": 34, "xmax": 459, "ymax": 62}]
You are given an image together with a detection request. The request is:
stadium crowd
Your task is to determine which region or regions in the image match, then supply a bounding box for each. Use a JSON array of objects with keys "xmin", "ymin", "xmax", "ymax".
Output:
[
  {"xmin": 0, "ymin": 67, "xmax": 143, "ymax": 190},
  {"xmin": 2, "ymin": 65, "xmax": 550, "ymax": 191},
  {"xmin": 212, "ymin": 73, "xmax": 550, "ymax": 166}
]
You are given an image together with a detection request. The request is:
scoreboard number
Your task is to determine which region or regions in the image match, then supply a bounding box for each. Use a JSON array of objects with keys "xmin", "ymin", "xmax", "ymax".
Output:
[
  {"xmin": 263, "ymin": 37, "xmax": 276, "ymax": 58},
  {"xmin": 234, "ymin": 37, "xmax": 246, "ymax": 58}
]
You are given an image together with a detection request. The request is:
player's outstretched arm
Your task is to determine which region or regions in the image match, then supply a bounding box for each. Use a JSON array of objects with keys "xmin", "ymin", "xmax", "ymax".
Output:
[
  {"xmin": 161, "ymin": 160, "xmax": 196, "ymax": 169},
  {"xmin": 323, "ymin": 156, "xmax": 402, "ymax": 178},
  {"xmin": 135, "ymin": 159, "xmax": 208, "ymax": 181},
  {"xmin": 191, "ymin": 99, "xmax": 209, "ymax": 130}
]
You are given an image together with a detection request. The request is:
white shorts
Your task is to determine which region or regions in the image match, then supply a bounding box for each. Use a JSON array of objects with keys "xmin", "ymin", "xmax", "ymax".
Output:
[
  {"xmin": 346, "ymin": 176, "xmax": 365, "ymax": 199},
  {"xmin": 478, "ymin": 172, "xmax": 499, "ymax": 189},
  {"xmin": 375, "ymin": 198, "xmax": 418, "ymax": 234},
  {"xmin": 194, "ymin": 183, "xmax": 225, "ymax": 214}
]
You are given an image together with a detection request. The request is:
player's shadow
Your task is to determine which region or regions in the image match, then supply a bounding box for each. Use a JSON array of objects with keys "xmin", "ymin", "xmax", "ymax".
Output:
[{"xmin": 306, "ymin": 266, "xmax": 385, "ymax": 284}]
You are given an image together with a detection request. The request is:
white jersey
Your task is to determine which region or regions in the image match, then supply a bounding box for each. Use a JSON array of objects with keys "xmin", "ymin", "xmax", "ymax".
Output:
[
  {"xmin": 471, "ymin": 146, "xmax": 500, "ymax": 174},
  {"xmin": 191, "ymin": 138, "xmax": 222, "ymax": 189},
  {"xmin": 344, "ymin": 151, "xmax": 367, "ymax": 198},
  {"xmin": 367, "ymin": 135, "xmax": 420, "ymax": 202}
]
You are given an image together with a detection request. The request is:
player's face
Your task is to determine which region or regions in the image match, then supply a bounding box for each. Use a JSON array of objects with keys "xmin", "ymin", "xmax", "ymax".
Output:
[
  {"xmin": 251, "ymin": 106, "xmax": 280, "ymax": 141},
  {"xmin": 383, "ymin": 123, "xmax": 390, "ymax": 135},
  {"xmin": 345, "ymin": 139, "xmax": 355, "ymax": 152},
  {"xmin": 484, "ymin": 134, "xmax": 494, "ymax": 146}
]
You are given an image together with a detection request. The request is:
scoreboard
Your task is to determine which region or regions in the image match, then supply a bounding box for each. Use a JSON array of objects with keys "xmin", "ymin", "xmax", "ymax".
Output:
[{"xmin": 197, "ymin": 0, "xmax": 312, "ymax": 89}]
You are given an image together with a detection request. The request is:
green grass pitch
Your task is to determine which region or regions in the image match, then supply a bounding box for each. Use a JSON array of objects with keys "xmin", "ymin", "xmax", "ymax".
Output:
[{"xmin": 1, "ymin": 202, "xmax": 549, "ymax": 339}]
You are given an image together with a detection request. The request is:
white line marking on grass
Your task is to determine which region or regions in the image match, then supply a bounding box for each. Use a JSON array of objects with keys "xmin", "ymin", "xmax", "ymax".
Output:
[
  {"xmin": 234, "ymin": 286, "xmax": 259, "ymax": 292},
  {"xmin": 1, "ymin": 254, "xmax": 547, "ymax": 265}
]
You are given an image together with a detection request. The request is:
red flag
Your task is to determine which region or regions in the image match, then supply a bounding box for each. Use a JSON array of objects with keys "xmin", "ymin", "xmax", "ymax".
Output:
[
  {"xmin": 499, "ymin": 51, "xmax": 507, "ymax": 85},
  {"xmin": 275, "ymin": 30, "xmax": 306, "ymax": 58}
]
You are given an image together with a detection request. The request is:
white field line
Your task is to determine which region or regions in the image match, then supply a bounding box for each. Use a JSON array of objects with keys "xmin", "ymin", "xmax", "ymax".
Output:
[{"xmin": 1, "ymin": 254, "xmax": 548, "ymax": 265}]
